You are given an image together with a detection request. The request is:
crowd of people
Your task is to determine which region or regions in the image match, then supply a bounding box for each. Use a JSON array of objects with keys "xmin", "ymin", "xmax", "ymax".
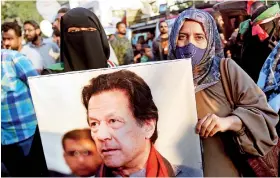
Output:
[{"xmin": 1, "ymin": 0, "xmax": 280, "ymax": 177}]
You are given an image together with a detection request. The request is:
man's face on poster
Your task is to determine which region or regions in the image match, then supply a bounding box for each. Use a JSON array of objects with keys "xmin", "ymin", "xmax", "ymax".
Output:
[
  {"xmin": 88, "ymin": 89, "xmax": 155, "ymax": 168},
  {"xmin": 63, "ymin": 138, "xmax": 102, "ymax": 177}
]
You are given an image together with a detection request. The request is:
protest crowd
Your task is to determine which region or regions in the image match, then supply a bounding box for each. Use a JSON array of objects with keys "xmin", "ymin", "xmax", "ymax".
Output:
[{"xmin": 1, "ymin": 0, "xmax": 280, "ymax": 177}]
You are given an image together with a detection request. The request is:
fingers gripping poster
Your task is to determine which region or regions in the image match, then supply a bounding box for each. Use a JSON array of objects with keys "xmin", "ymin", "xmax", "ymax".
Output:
[{"xmin": 28, "ymin": 60, "xmax": 203, "ymax": 177}]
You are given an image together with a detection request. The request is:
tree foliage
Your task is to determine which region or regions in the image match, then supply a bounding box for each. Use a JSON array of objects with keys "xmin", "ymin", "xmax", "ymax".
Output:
[{"xmin": 1, "ymin": 1, "xmax": 43, "ymax": 25}]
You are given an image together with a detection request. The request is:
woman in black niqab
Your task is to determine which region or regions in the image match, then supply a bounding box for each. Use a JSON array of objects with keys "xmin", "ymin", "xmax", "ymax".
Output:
[{"xmin": 61, "ymin": 7, "xmax": 110, "ymax": 72}]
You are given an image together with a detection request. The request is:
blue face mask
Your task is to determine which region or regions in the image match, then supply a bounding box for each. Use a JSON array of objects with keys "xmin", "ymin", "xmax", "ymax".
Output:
[{"xmin": 175, "ymin": 43, "xmax": 206, "ymax": 67}]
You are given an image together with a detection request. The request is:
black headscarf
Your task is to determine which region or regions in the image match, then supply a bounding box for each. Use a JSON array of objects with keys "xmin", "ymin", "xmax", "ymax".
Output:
[{"xmin": 61, "ymin": 7, "xmax": 110, "ymax": 72}]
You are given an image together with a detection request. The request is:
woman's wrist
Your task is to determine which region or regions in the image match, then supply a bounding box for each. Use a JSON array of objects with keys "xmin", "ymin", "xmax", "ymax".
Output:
[{"xmin": 227, "ymin": 115, "xmax": 243, "ymax": 132}]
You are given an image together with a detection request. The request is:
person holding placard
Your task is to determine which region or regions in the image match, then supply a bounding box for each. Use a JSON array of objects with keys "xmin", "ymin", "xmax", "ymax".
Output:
[{"xmin": 169, "ymin": 9, "xmax": 279, "ymax": 177}]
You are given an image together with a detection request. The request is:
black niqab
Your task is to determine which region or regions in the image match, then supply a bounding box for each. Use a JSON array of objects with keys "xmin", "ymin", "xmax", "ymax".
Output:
[{"xmin": 61, "ymin": 7, "xmax": 110, "ymax": 72}]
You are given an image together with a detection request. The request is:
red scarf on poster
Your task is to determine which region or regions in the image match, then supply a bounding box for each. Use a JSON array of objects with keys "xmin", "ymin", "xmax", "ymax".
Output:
[{"xmin": 98, "ymin": 144, "xmax": 175, "ymax": 177}]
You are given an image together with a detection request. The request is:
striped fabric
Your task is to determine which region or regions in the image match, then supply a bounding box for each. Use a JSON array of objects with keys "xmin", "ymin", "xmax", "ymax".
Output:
[
  {"xmin": 107, "ymin": 60, "xmax": 117, "ymax": 68},
  {"xmin": 1, "ymin": 49, "xmax": 39, "ymax": 145}
]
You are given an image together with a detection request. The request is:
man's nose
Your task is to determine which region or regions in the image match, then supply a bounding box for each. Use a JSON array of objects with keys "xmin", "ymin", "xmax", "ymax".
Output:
[
  {"xmin": 96, "ymin": 122, "xmax": 111, "ymax": 141},
  {"xmin": 77, "ymin": 155, "xmax": 85, "ymax": 162}
]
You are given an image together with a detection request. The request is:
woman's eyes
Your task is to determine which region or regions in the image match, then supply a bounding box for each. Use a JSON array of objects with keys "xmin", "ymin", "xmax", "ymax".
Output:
[
  {"xmin": 195, "ymin": 36, "xmax": 205, "ymax": 41},
  {"xmin": 68, "ymin": 27, "xmax": 97, "ymax": 33},
  {"xmin": 178, "ymin": 35, "xmax": 186, "ymax": 40}
]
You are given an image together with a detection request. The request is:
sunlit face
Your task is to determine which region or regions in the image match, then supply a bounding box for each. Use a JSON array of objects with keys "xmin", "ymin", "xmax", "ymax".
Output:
[
  {"xmin": 63, "ymin": 139, "xmax": 102, "ymax": 177},
  {"xmin": 88, "ymin": 89, "xmax": 155, "ymax": 168},
  {"xmin": 159, "ymin": 22, "xmax": 168, "ymax": 34},
  {"xmin": 23, "ymin": 24, "xmax": 39, "ymax": 42},
  {"xmin": 2, "ymin": 29, "xmax": 22, "ymax": 51},
  {"xmin": 177, "ymin": 20, "xmax": 207, "ymax": 49}
]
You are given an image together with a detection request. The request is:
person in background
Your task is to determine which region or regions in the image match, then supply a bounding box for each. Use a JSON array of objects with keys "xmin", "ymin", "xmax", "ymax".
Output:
[
  {"xmin": 257, "ymin": 41, "xmax": 280, "ymax": 133},
  {"xmin": 52, "ymin": 7, "xmax": 70, "ymax": 33},
  {"xmin": 169, "ymin": 8, "xmax": 278, "ymax": 177},
  {"xmin": 2, "ymin": 21, "xmax": 44, "ymax": 73},
  {"xmin": 214, "ymin": 13, "xmax": 228, "ymax": 48},
  {"xmin": 133, "ymin": 43, "xmax": 143, "ymax": 63},
  {"xmin": 110, "ymin": 22, "xmax": 134, "ymax": 65},
  {"xmin": 238, "ymin": 2, "xmax": 280, "ymax": 82},
  {"xmin": 60, "ymin": 128, "xmax": 103, "ymax": 177},
  {"xmin": 108, "ymin": 34, "xmax": 115, "ymax": 41},
  {"xmin": 137, "ymin": 35, "xmax": 145, "ymax": 45},
  {"xmin": 146, "ymin": 30, "xmax": 155, "ymax": 49},
  {"xmin": 60, "ymin": 7, "xmax": 110, "ymax": 72},
  {"xmin": 23, "ymin": 20, "xmax": 60, "ymax": 69},
  {"xmin": 140, "ymin": 44, "xmax": 154, "ymax": 63},
  {"xmin": 52, "ymin": 28, "xmax": 60, "ymax": 47},
  {"xmin": 153, "ymin": 21, "xmax": 169, "ymax": 61},
  {"xmin": 1, "ymin": 49, "xmax": 49, "ymax": 177},
  {"xmin": 2, "ymin": 22, "xmax": 23, "ymax": 51}
]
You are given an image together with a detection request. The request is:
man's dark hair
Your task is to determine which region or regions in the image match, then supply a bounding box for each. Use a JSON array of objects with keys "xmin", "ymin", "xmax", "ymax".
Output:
[
  {"xmin": 62, "ymin": 128, "xmax": 94, "ymax": 150},
  {"xmin": 116, "ymin": 22, "xmax": 126, "ymax": 29},
  {"xmin": 1, "ymin": 22, "xmax": 22, "ymax": 37},
  {"xmin": 24, "ymin": 20, "xmax": 40, "ymax": 29},
  {"xmin": 57, "ymin": 7, "xmax": 70, "ymax": 14},
  {"xmin": 82, "ymin": 70, "xmax": 158, "ymax": 143}
]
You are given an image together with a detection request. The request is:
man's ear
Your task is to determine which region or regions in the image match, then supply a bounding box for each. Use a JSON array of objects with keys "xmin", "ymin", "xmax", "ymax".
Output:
[
  {"xmin": 18, "ymin": 36, "xmax": 22, "ymax": 45},
  {"xmin": 143, "ymin": 118, "xmax": 156, "ymax": 140},
  {"xmin": 36, "ymin": 29, "xmax": 41, "ymax": 36}
]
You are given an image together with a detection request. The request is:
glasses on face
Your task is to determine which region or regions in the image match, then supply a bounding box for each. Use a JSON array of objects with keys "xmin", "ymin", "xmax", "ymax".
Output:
[
  {"xmin": 66, "ymin": 150, "xmax": 93, "ymax": 157},
  {"xmin": 24, "ymin": 29, "xmax": 35, "ymax": 33}
]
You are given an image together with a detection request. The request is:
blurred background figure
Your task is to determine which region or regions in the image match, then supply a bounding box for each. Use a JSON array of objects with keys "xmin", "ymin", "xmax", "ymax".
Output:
[
  {"xmin": 153, "ymin": 21, "xmax": 169, "ymax": 61},
  {"xmin": 133, "ymin": 43, "xmax": 143, "ymax": 63},
  {"xmin": 23, "ymin": 20, "xmax": 60, "ymax": 69},
  {"xmin": 214, "ymin": 12, "xmax": 228, "ymax": 48},
  {"xmin": 146, "ymin": 30, "xmax": 155, "ymax": 49},
  {"xmin": 52, "ymin": 8, "xmax": 70, "ymax": 33},
  {"xmin": 52, "ymin": 28, "xmax": 60, "ymax": 47},
  {"xmin": 2, "ymin": 21, "xmax": 44, "ymax": 73},
  {"xmin": 2, "ymin": 21, "xmax": 23, "ymax": 51},
  {"xmin": 238, "ymin": 2, "xmax": 280, "ymax": 83},
  {"xmin": 110, "ymin": 22, "xmax": 134, "ymax": 65},
  {"xmin": 141, "ymin": 44, "xmax": 154, "ymax": 62},
  {"xmin": 137, "ymin": 35, "xmax": 145, "ymax": 45},
  {"xmin": 257, "ymin": 41, "xmax": 280, "ymax": 133}
]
